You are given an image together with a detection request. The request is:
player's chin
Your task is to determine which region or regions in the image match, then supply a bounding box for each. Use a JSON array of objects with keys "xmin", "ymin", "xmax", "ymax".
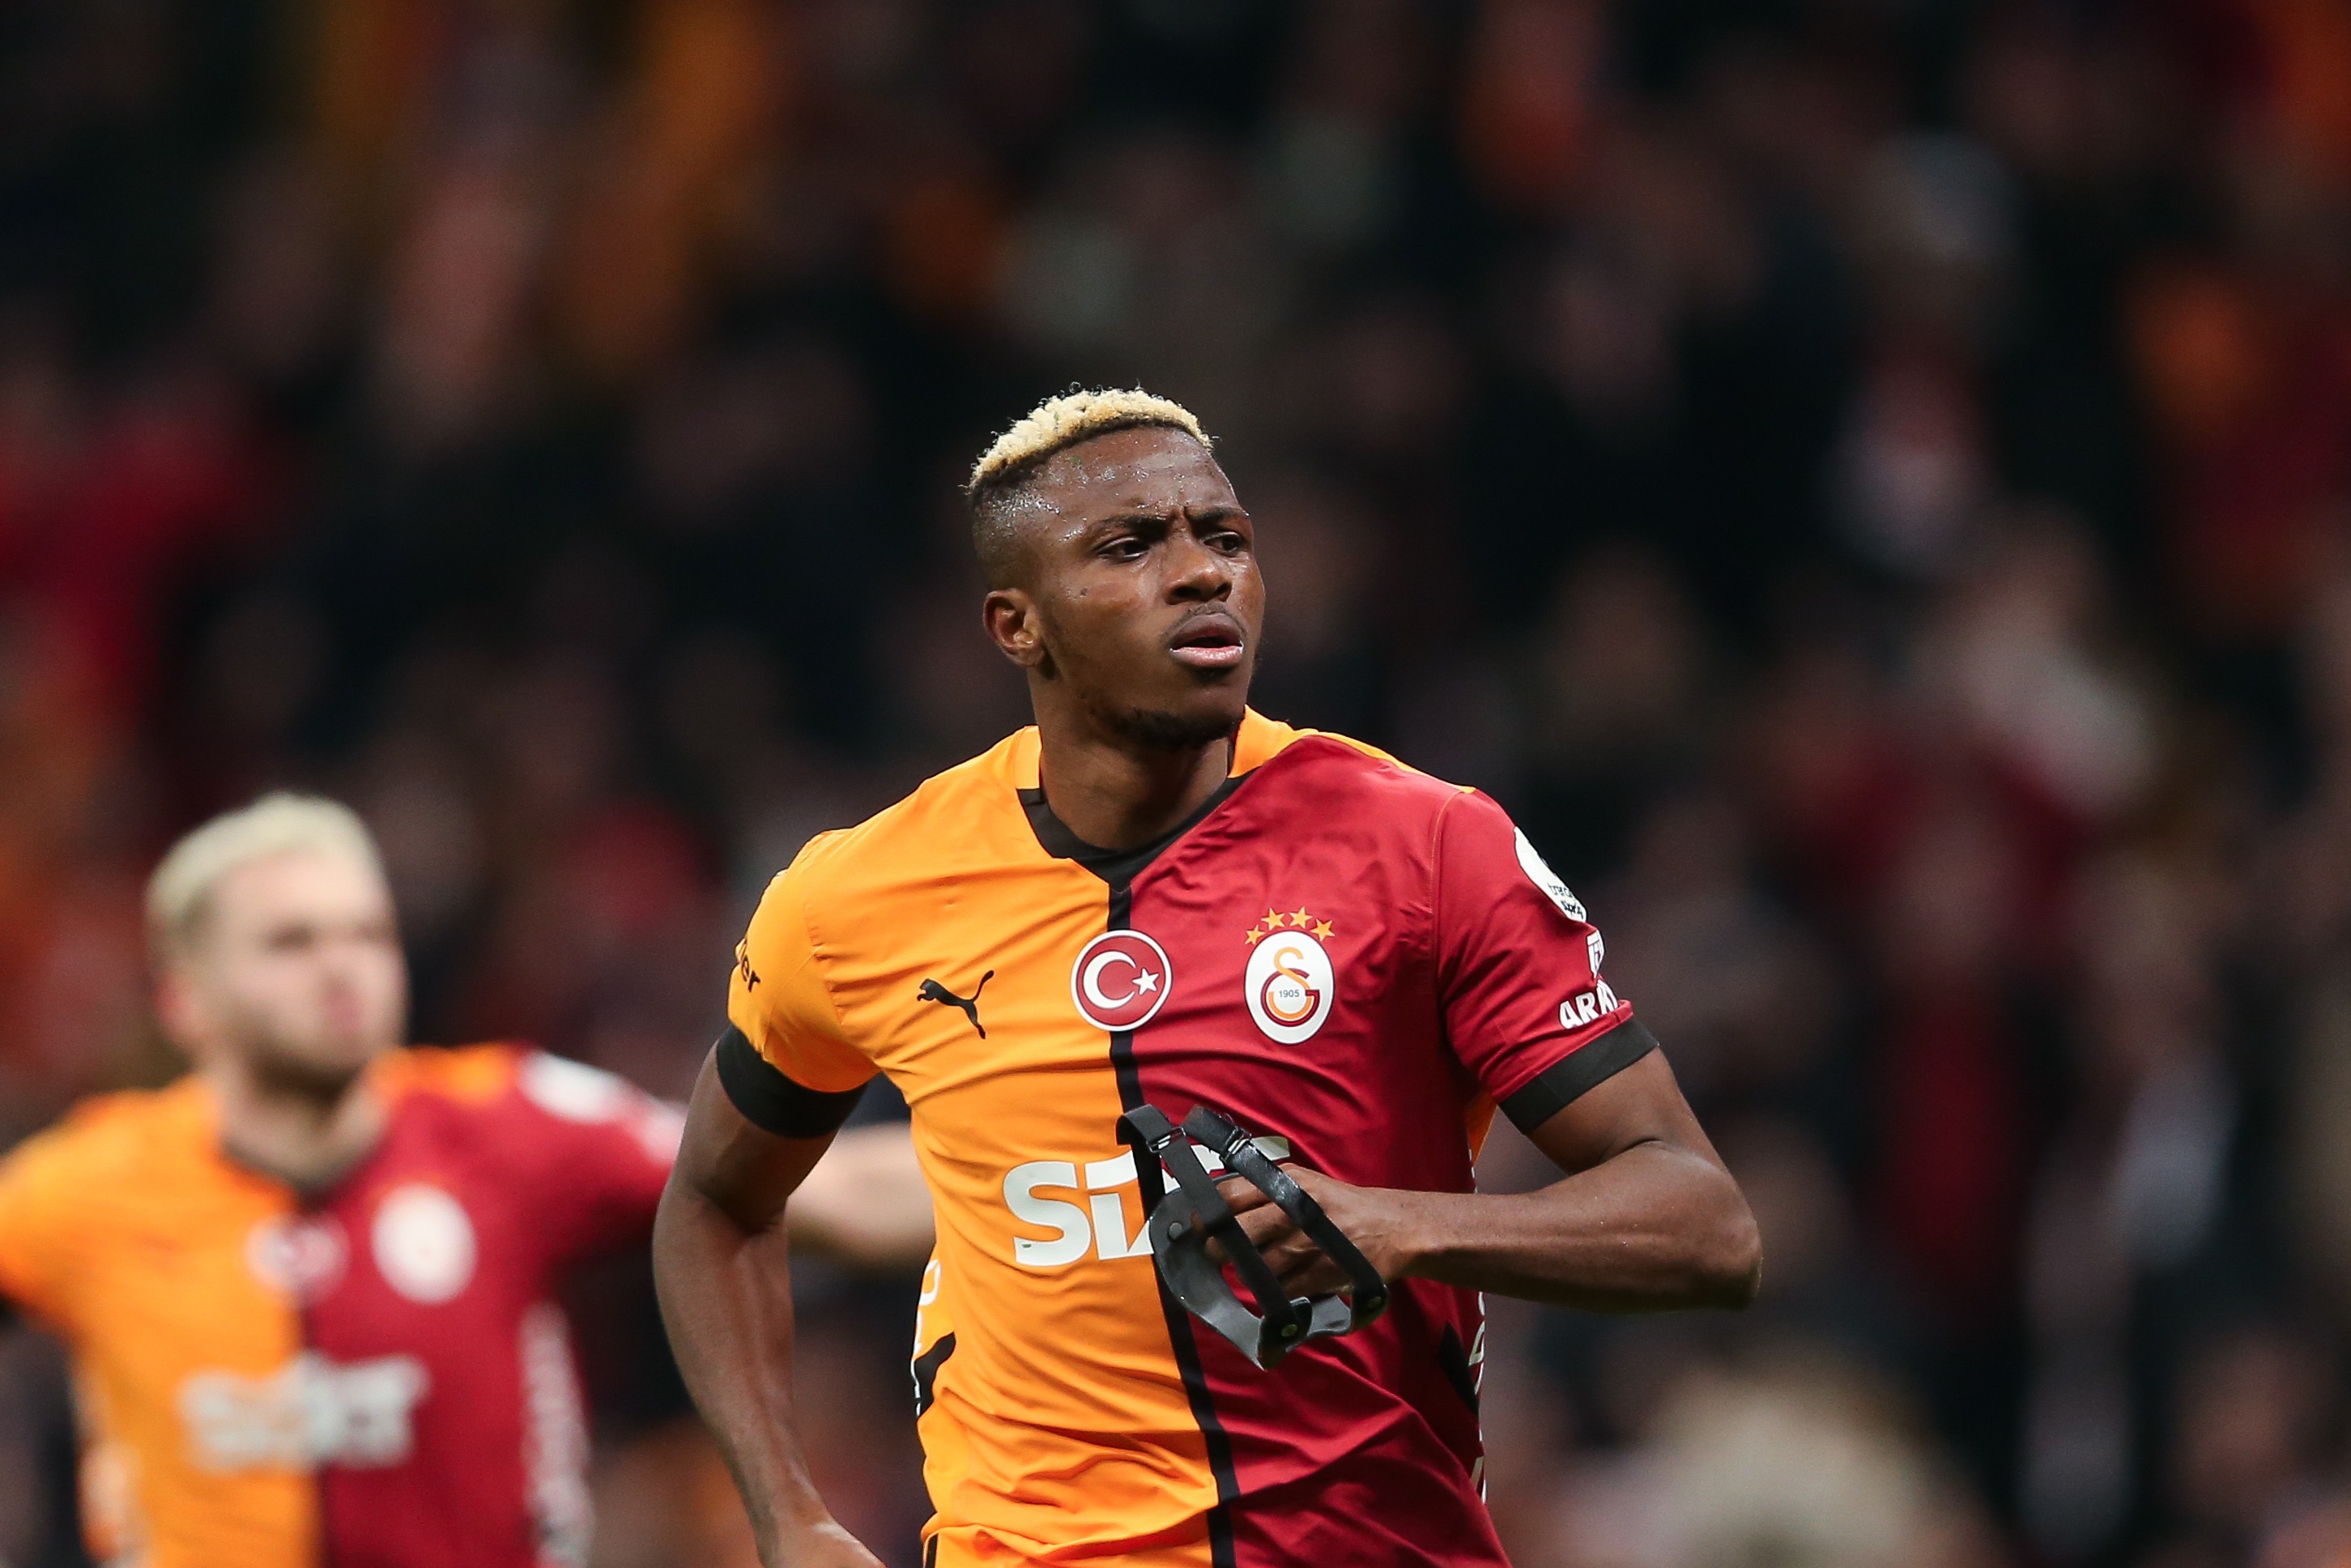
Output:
[
  {"xmin": 253, "ymin": 1044, "xmax": 377, "ymax": 1100},
  {"xmin": 1103, "ymin": 688, "xmax": 1247, "ymax": 750},
  {"xmin": 1168, "ymin": 646, "xmax": 1254, "ymax": 698},
  {"xmin": 1166, "ymin": 673, "xmax": 1252, "ymax": 731},
  {"xmin": 281, "ymin": 1020, "xmax": 391, "ymax": 1078}
]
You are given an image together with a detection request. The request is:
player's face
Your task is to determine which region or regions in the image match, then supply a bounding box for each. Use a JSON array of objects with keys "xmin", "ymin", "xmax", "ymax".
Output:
[
  {"xmin": 989, "ymin": 427, "xmax": 1265, "ymax": 748},
  {"xmin": 164, "ymin": 850, "xmax": 407, "ymax": 1095}
]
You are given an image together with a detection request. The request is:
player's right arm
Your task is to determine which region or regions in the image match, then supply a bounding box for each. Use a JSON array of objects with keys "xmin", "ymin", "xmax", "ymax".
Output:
[
  {"xmin": 653, "ymin": 864, "xmax": 888, "ymax": 1568},
  {"xmin": 655, "ymin": 1058, "xmax": 882, "ymax": 1568}
]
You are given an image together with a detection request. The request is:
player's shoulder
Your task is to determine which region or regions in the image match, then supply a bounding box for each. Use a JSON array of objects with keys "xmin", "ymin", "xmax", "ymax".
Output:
[
  {"xmin": 1242, "ymin": 712, "xmax": 1479, "ymax": 825},
  {"xmin": 376, "ymin": 1042, "xmax": 522, "ymax": 1108},
  {"xmin": 383, "ymin": 1045, "xmax": 679, "ymax": 1157},
  {"xmin": 773, "ymin": 727, "xmax": 1046, "ymax": 903},
  {"xmin": 381, "ymin": 1043, "xmax": 645, "ymax": 1122},
  {"xmin": 0, "ymin": 1078, "xmax": 213, "ymax": 1192}
]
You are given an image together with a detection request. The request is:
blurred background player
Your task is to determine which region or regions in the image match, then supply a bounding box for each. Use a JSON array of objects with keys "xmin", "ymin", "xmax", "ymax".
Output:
[{"xmin": 0, "ymin": 794, "xmax": 927, "ymax": 1568}]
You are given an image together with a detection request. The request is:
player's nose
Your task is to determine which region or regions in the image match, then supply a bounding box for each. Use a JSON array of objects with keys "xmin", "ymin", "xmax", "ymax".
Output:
[{"xmin": 1163, "ymin": 524, "xmax": 1233, "ymax": 601}]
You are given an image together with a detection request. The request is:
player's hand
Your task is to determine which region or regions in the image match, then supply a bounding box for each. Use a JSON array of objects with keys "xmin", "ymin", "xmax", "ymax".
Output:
[
  {"xmin": 1211, "ymin": 1166, "xmax": 1423, "ymax": 1297},
  {"xmin": 760, "ymin": 1517, "xmax": 888, "ymax": 1568}
]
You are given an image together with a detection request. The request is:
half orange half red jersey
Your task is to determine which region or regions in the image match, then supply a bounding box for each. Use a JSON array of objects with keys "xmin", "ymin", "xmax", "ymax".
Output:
[
  {"xmin": 0, "ymin": 1046, "xmax": 676, "ymax": 1568},
  {"xmin": 722, "ymin": 711, "xmax": 1658, "ymax": 1566}
]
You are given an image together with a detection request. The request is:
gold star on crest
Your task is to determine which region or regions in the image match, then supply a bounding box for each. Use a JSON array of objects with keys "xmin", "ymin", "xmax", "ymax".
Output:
[{"xmin": 1244, "ymin": 906, "xmax": 1336, "ymax": 944}]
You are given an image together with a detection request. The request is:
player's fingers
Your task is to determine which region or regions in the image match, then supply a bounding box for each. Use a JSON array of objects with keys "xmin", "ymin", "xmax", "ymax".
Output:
[
  {"xmin": 1215, "ymin": 1173, "xmax": 1271, "ymax": 1212},
  {"xmin": 1203, "ymin": 1204, "xmax": 1284, "ymax": 1270},
  {"xmin": 1279, "ymin": 1164, "xmax": 1331, "ymax": 1195},
  {"xmin": 1253, "ymin": 1226, "xmax": 1344, "ymax": 1292},
  {"xmin": 1207, "ymin": 1176, "xmax": 1357, "ymax": 1296},
  {"xmin": 1211, "ymin": 1219, "xmax": 1348, "ymax": 1298},
  {"xmin": 1273, "ymin": 1249, "xmax": 1349, "ymax": 1297},
  {"xmin": 1226, "ymin": 1201, "xmax": 1297, "ymax": 1255}
]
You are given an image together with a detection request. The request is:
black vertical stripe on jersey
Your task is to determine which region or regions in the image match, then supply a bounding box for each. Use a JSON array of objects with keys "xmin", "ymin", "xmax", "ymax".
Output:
[
  {"xmin": 913, "ymin": 1332, "xmax": 957, "ymax": 1419},
  {"xmin": 1436, "ymin": 1324, "xmax": 1480, "ymax": 1416},
  {"xmin": 1105, "ymin": 879, "xmax": 1240, "ymax": 1568},
  {"xmin": 1020, "ymin": 782, "xmax": 1247, "ymax": 1565},
  {"xmin": 298, "ymin": 1213, "xmax": 335, "ymax": 1568}
]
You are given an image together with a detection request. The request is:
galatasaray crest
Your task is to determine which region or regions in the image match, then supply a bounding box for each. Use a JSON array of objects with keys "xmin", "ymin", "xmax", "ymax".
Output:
[{"xmin": 1243, "ymin": 908, "xmax": 1337, "ymax": 1045}]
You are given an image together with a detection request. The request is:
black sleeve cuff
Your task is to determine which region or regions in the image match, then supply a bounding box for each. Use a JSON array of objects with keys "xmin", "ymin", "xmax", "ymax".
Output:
[
  {"xmin": 1497, "ymin": 1017, "xmax": 1660, "ymax": 1134},
  {"xmin": 714, "ymin": 1025, "xmax": 868, "ymax": 1139}
]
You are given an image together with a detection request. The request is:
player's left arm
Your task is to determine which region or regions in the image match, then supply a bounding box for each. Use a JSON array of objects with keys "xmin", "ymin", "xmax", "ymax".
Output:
[
  {"xmin": 513, "ymin": 1050, "xmax": 931, "ymax": 1273},
  {"xmin": 1223, "ymin": 789, "xmax": 1760, "ymax": 1310},
  {"xmin": 1224, "ymin": 1048, "xmax": 1758, "ymax": 1310}
]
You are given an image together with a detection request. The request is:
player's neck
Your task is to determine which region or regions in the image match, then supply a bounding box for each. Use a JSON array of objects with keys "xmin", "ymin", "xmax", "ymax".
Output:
[
  {"xmin": 1033, "ymin": 718, "xmax": 1233, "ymax": 851},
  {"xmin": 207, "ymin": 1058, "xmax": 389, "ymax": 1192}
]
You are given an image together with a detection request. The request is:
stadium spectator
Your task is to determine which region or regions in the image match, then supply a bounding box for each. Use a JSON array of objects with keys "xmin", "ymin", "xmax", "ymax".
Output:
[{"xmin": 1, "ymin": 1, "xmax": 2348, "ymax": 1563}]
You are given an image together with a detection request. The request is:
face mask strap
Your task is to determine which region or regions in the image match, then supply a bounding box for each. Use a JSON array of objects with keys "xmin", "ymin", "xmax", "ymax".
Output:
[
  {"xmin": 1182, "ymin": 1106, "xmax": 1389, "ymax": 1330},
  {"xmin": 1117, "ymin": 1102, "xmax": 1390, "ymax": 1369}
]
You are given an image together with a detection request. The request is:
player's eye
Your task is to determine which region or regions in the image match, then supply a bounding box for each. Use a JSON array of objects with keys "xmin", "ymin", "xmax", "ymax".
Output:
[{"xmin": 1101, "ymin": 536, "xmax": 1149, "ymax": 562}]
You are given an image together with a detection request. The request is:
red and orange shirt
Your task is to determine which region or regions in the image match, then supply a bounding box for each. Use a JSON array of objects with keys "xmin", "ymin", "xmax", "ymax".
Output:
[
  {"xmin": 722, "ymin": 711, "xmax": 1655, "ymax": 1567},
  {"xmin": 0, "ymin": 1046, "xmax": 677, "ymax": 1568}
]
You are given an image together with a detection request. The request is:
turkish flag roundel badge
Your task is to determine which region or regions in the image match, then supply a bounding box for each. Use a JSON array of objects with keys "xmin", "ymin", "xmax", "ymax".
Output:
[{"xmin": 1071, "ymin": 930, "xmax": 1173, "ymax": 1031}]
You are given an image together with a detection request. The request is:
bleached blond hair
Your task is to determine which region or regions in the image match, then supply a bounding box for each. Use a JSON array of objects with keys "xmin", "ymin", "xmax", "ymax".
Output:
[
  {"xmin": 965, "ymin": 389, "xmax": 1213, "ymax": 584},
  {"xmin": 966, "ymin": 387, "xmax": 1211, "ymax": 497},
  {"xmin": 147, "ymin": 793, "xmax": 388, "ymax": 961}
]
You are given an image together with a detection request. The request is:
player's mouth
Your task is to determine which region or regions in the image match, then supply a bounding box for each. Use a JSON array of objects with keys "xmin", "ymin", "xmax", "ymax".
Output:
[{"xmin": 1168, "ymin": 612, "xmax": 1247, "ymax": 671}]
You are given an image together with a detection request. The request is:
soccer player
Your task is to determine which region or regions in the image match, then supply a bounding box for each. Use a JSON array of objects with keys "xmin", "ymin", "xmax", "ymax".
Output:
[
  {"xmin": 656, "ymin": 390, "xmax": 1762, "ymax": 1568},
  {"xmin": 0, "ymin": 795, "xmax": 925, "ymax": 1568}
]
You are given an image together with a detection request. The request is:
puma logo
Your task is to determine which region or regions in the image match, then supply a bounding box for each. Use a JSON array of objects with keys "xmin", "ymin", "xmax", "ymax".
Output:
[{"xmin": 918, "ymin": 971, "xmax": 994, "ymax": 1038}]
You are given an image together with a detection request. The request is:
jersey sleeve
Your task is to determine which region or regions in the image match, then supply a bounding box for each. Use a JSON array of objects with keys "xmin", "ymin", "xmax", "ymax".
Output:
[
  {"xmin": 508, "ymin": 1050, "xmax": 684, "ymax": 1267},
  {"xmin": 717, "ymin": 859, "xmax": 879, "ymax": 1137},
  {"xmin": 1433, "ymin": 789, "xmax": 1659, "ymax": 1133},
  {"xmin": 0, "ymin": 1127, "xmax": 84, "ymax": 1332}
]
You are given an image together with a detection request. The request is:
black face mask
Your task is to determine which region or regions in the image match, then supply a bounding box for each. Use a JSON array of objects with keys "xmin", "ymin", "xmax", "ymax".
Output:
[{"xmin": 1118, "ymin": 1102, "xmax": 1390, "ymax": 1370}]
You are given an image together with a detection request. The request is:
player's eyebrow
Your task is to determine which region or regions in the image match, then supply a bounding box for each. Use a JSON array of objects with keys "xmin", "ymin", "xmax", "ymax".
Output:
[
  {"xmin": 1080, "ymin": 509, "xmax": 1176, "ymax": 536},
  {"xmin": 1089, "ymin": 503, "xmax": 1245, "ymax": 531}
]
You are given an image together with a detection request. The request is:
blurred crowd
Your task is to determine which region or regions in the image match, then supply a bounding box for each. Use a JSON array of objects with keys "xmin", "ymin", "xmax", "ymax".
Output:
[{"xmin": 1, "ymin": 0, "xmax": 2349, "ymax": 1564}]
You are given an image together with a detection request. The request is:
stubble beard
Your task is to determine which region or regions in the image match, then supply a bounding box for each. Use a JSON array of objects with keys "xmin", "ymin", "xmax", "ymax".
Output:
[
  {"xmin": 249, "ymin": 1046, "xmax": 372, "ymax": 1106},
  {"xmin": 239, "ymin": 1018, "xmax": 387, "ymax": 1106},
  {"xmin": 1041, "ymin": 613, "xmax": 1261, "ymax": 753},
  {"xmin": 1092, "ymin": 698, "xmax": 1242, "ymax": 751}
]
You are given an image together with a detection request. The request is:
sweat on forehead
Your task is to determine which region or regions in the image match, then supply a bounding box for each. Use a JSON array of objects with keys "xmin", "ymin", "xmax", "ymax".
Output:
[
  {"xmin": 966, "ymin": 394, "xmax": 1219, "ymax": 584},
  {"xmin": 1032, "ymin": 424, "xmax": 1219, "ymax": 495}
]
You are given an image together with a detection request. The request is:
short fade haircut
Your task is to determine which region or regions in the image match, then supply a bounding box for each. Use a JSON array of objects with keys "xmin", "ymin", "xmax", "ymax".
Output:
[
  {"xmin": 965, "ymin": 388, "xmax": 1212, "ymax": 584},
  {"xmin": 147, "ymin": 793, "xmax": 388, "ymax": 961}
]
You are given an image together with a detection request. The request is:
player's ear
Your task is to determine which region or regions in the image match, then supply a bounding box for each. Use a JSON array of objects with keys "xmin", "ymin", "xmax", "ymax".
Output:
[
  {"xmin": 982, "ymin": 587, "xmax": 1049, "ymax": 671},
  {"xmin": 152, "ymin": 960, "xmax": 210, "ymax": 1060}
]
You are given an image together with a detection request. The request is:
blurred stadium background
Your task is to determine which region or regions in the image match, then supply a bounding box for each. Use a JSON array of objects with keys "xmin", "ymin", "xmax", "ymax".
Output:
[{"xmin": 0, "ymin": 0, "xmax": 2348, "ymax": 1564}]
